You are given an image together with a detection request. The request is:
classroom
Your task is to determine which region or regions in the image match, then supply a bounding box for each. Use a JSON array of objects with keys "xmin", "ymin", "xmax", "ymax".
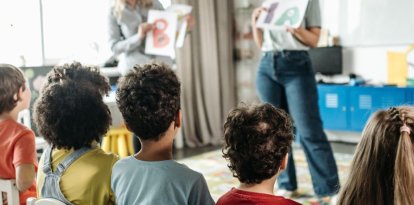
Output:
[{"xmin": 1, "ymin": 0, "xmax": 414, "ymax": 204}]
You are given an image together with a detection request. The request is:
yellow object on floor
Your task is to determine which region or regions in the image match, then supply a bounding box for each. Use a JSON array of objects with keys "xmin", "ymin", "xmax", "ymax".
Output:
[{"xmin": 102, "ymin": 128, "xmax": 135, "ymax": 158}]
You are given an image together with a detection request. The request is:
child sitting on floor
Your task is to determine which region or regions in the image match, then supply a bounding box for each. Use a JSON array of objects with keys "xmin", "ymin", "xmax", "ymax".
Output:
[
  {"xmin": 34, "ymin": 62, "xmax": 118, "ymax": 205},
  {"xmin": 0, "ymin": 64, "xmax": 37, "ymax": 205},
  {"xmin": 217, "ymin": 103, "xmax": 300, "ymax": 205},
  {"xmin": 337, "ymin": 106, "xmax": 414, "ymax": 205},
  {"xmin": 112, "ymin": 63, "xmax": 215, "ymax": 205}
]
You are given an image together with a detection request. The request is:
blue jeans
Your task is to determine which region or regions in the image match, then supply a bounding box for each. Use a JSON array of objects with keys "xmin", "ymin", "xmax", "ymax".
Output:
[{"xmin": 256, "ymin": 51, "xmax": 340, "ymax": 197}]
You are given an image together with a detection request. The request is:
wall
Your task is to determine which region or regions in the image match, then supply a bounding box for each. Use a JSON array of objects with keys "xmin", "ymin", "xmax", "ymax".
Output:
[
  {"xmin": 233, "ymin": 0, "xmax": 413, "ymax": 86},
  {"xmin": 343, "ymin": 46, "xmax": 410, "ymax": 84}
]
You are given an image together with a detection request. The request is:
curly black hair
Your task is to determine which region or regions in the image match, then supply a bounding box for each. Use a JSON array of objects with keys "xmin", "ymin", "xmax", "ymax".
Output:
[
  {"xmin": 45, "ymin": 61, "xmax": 110, "ymax": 96},
  {"xmin": 33, "ymin": 62, "xmax": 111, "ymax": 150},
  {"xmin": 0, "ymin": 64, "xmax": 26, "ymax": 114},
  {"xmin": 116, "ymin": 63, "xmax": 180, "ymax": 141},
  {"xmin": 222, "ymin": 103, "xmax": 294, "ymax": 184}
]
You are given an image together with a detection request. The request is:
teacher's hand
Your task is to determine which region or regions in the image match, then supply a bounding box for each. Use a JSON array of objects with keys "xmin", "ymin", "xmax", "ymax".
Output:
[
  {"xmin": 138, "ymin": 23, "xmax": 154, "ymax": 40},
  {"xmin": 286, "ymin": 26, "xmax": 298, "ymax": 35},
  {"xmin": 185, "ymin": 14, "xmax": 195, "ymax": 32}
]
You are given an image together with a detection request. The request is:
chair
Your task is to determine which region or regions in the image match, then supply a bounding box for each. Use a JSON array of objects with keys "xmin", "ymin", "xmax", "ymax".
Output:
[
  {"xmin": 27, "ymin": 197, "xmax": 66, "ymax": 205},
  {"xmin": 0, "ymin": 179, "xmax": 19, "ymax": 205},
  {"xmin": 102, "ymin": 127, "xmax": 134, "ymax": 158}
]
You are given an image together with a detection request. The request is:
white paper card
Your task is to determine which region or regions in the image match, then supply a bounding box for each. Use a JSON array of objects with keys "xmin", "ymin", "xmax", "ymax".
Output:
[
  {"xmin": 167, "ymin": 4, "xmax": 192, "ymax": 48},
  {"xmin": 145, "ymin": 10, "xmax": 178, "ymax": 57},
  {"xmin": 256, "ymin": 0, "xmax": 309, "ymax": 30}
]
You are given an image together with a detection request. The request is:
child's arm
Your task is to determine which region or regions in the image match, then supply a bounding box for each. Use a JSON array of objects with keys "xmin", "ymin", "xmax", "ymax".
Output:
[
  {"xmin": 15, "ymin": 164, "xmax": 36, "ymax": 192},
  {"xmin": 13, "ymin": 130, "xmax": 37, "ymax": 192},
  {"xmin": 286, "ymin": 26, "xmax": 321, "ymax": 48}
]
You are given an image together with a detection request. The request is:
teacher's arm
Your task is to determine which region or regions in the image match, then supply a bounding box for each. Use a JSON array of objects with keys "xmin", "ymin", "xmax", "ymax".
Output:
[
  {"xmin": 251, "ymin": 7, "xmax": 266, "ymax": 48},
  {"xmin": 108, "ymin": 9, "xmax": 152, "ymax": 55},
  {"xmin": 288, "ymin": 0, "xmax": 321, "ymax": 48},
  {"xmin": 287, "ymin": 27, "xmax": 321, "ymax": 48}
]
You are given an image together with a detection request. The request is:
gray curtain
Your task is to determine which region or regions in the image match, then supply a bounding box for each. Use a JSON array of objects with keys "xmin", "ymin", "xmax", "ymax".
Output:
[{"xmin": 175, "ymin": 0, "xmax": 236, "ymax": 147}]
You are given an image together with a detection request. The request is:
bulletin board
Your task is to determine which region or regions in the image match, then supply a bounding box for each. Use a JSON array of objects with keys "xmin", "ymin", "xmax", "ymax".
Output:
[{"xmin": 20, "ymin": 66, "xmax": 54, "ymax": 135}]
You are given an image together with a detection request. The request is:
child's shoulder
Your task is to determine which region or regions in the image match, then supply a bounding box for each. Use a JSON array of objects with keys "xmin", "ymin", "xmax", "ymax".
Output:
[
  {"xmin": 86, "ymin": 148, "xmax": 119, "ymax": 166},
  {"xmin": 113, "ymin": 158, "xmax": 202, "ymax": 177},
  {"xmin": 0, "ymin": 119, "xmax": 35, "ymax": 140},
  {"xmin": 171, "ymin": 161, "xmax": 202, "ymax": 176}
]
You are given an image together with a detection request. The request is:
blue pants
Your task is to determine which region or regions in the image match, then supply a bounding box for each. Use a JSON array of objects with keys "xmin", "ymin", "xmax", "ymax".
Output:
[{"xmin": 256, "ymin": 51, "xmax": 340, "ymax": 197}]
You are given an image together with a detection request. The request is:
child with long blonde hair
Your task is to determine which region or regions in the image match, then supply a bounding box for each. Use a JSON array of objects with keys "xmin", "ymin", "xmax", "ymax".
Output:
[{"xmin": 337, "ymin": 106, "xmax": 414, "ymax": 205}]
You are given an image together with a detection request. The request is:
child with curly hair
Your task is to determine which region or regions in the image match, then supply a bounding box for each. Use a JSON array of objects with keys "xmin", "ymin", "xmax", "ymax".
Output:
[
  {"xmin": 33, "ymin": 62, "xmax": 118, "ymax": 205},
  {"xmin": 0, "ymin": 64, "xmax": 37, "ymax": 205},
  {"xmin": 337, "ymin": 106, "xmax": 414, "ymax": 205},
  {"xmin": 112, "ymin": 63, "xmax": 214, "ymax": 205},
  {"xmin": 217, "ymin": 103, "xmax": 300, "ymax": 205}
]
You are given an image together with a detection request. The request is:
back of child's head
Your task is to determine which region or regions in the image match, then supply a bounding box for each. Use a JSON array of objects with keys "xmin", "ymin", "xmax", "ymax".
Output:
[
  {"xmin": 116, "ymin": 63, "xmax": 180, "ymax": 141},
  {"xmin": 45, "ymin": 61, "xmax": 110, "ymax": 96},
  {"xmin": 222, "ymin": 103, "xmax": 294, "ymax": 184},
  {"xmin": 338, "ymin": 106, "xmax": 414, "ymax": 205},
  {"xmin": 0, "ymin": 64, "xmax": 26, "ymax": 114},
  {"xmin": 33, "ymin": 62, "xmax": 111, "ymax": 150}
]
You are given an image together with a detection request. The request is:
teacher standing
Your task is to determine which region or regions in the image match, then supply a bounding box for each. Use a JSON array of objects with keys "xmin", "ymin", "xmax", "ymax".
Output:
[
  {"xmin": 251, "ymin": 0, "xmax": 339, "ymax": 203},
  {"xmin": 108, "ymin": 0, "xmax": 172, "ymax": 75}
]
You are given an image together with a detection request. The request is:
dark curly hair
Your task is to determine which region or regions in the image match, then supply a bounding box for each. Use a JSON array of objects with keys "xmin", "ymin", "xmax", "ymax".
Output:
[
  {"xmin": 0, "ymin": 64, "xmax": 26, "ymax": 114},
  {"xmin": 44, "ymin": 61, "xmax": 110, "ymax": 96},
  {"xmin": 116, "ymin": 63, "xmax": 180, "ymax": 141},
  {"xmin": 33, "ymin": 62, "xmax": 111, "ymax": 150},
  {"xmin": 222, "ymin": 103, "xmax": 294, "ymax": 184}
]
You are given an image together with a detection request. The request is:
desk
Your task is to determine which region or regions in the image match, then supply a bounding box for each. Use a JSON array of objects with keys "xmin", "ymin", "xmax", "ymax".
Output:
[{"xmin": 100, "ymin": 67, "xmax": 121, "ymax": 77}]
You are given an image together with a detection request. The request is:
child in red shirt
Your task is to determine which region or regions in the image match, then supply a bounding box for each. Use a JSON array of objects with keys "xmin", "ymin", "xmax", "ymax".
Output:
[
  {"xmin": 0, "ymin": 64, "xmax": 37, "ymax": 205},
  {"xmin": 217, "ymin": 103, "xmax": 300, "ymax": 205}
]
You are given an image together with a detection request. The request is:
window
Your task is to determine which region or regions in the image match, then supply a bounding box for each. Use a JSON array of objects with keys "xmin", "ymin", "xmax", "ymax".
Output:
[
  {"xmin": 0, "ymin": 1, "xmax": 43, "ymax": 66},
  {"xmin": 0, "ymin": 0, "xmax": 172, "ymax": 66},
  {"xmin": 41, "ymin": 0, "xmax": 111, "ymax": 65}
]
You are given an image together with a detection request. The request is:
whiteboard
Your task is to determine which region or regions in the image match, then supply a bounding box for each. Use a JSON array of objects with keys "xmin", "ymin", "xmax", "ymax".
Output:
[{"xmin": 338, "ymin": 0, "xmax": 414, "ymax": 46}]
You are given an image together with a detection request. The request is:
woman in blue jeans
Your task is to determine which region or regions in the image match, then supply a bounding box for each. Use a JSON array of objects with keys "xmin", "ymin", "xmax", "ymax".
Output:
[{"xmin": 251, "ymin": 0, "xmax": 339, "ymax": 204}]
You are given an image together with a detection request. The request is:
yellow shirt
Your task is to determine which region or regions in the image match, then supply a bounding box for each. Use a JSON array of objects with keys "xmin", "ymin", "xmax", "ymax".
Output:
[{"xmin": 37, "ymin": 147, "xmax": 118, "ymax": 205}]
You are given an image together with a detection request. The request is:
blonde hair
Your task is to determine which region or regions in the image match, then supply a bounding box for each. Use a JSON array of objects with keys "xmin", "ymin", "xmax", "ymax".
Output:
[
  {"xmin": 337, "ymin": 106, "xmax": 414, "ymax": 205},
  {"xmin": 113, "ymin": 0, "xmax": 154, "ymax": 20}
]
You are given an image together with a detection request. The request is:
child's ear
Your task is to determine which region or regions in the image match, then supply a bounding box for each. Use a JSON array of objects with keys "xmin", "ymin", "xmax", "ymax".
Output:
[
  {"xmin": 280, "ymin": 154, "xmax": 289, "ymax": 170},
  {"xmin": 13, "ymin": 87, "xmax": 24, "ymax": 102},
  {"xmin": 174, "ymin": 110, "xmax": 182, "ymax": 128}
]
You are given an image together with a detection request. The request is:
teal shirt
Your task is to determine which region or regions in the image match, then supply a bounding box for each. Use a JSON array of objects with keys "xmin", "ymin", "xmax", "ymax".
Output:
[
  {"xmin": 262, "ymin": 0, "xmax": 321, "ymax": 51},
  {"xmin": 111, "ymin": 156, "xmax": 215, "ymax": 205}
]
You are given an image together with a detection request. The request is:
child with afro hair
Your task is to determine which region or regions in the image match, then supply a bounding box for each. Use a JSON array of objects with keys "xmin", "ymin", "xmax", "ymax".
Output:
[{"xmin": 34, "ymin": 62, "xmax": 118, "ymax": 205}]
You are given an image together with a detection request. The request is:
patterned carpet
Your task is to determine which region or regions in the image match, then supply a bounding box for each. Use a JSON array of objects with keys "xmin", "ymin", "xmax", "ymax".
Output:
[{"xmin": 178, "ymin": 147, "xmax": 353, "ymax": 204}]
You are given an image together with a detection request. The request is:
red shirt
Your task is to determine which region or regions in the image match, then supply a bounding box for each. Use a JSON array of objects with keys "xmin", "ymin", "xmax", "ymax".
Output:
[
  {"xmin": 216, "ymin": 188, "xmax": 301, "ymax": 205},
  {"xmin": 0, "ymin": 119, "xmax": 38, "ymax": 205}
]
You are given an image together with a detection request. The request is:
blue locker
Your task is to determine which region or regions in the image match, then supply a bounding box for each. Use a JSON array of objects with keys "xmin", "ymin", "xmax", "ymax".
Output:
[
  {"xmin": 317, "ymin": 85, "xmax": 348, "ymax": 130},
  {"xmin": 349, "ymin": 87, "xmax": 377, "ymax": 131},
  {"xmin": 318, "ymin": 85, "xmax": 414, "ymax": 132}
]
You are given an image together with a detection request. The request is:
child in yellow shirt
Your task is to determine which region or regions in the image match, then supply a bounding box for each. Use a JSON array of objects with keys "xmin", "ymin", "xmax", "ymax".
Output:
[{"xmin": 34, "ymin": 62, "xmax": 118, "ymax": 205}]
